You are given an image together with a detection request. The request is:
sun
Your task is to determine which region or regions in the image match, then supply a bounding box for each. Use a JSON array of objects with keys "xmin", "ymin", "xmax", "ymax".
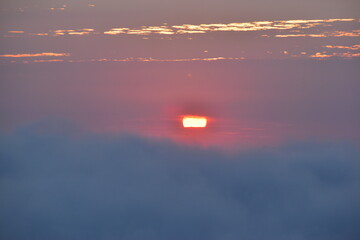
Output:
[{"xmin": 182, "ymin": 116, "xmax": 207, "ymax": 128}]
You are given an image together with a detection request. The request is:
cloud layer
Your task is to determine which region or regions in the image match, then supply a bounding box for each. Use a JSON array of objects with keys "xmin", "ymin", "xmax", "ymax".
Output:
[
  {"xmin": 1, "ymin": 17, "xmax": 359, "ymax": 62},
  {"xmin": 1, "ymin": 124, "xmax": 360, "ymax": 240}
]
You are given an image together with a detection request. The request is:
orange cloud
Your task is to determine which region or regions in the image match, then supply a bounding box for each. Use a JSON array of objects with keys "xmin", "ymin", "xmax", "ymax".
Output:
[
  {"xmin": 88, "ymin": 57, "xmax": 245, "ymax": 62},
  {"xmin": 8, "ymin": 18, "xmax": 356, "ymax": 38},
  {"xmin": 310, "ymin": 52, "xmax": 360, "ymax": 59},
  {"xmin": 102, "ymin": 18, "xmax": 356, "ymax": 36},
  {"xmin": 171, "ymin": 19, "xmax": 355, "ymax": 34},
  {"xmin": 8, "ymin": 31, "xmax": 24, "ymax": 34},
  {"xmin": 275, "ymin": 34, "xmax": 327, "ymax": 38},
  {"xmin": 324, "ymin": 45, "xmax": 360, "ymax": 50},
  {"xmin": 104, "ymin": 26, "xmax": 174, "ymax": 35},
  {"xmin": 31, "ymin": 33, "xmax": 49, "ymax": 36},
  {"xmin": 104, "ymin": 28, "xmax": 130, "ymax": 35},
  {"xmin": 330, "ymin": 30, "xmax": 360, "ymax": 37},
  {"xmin": 275, "ymin": 30, "xmax": 360, "ymax": 38},
  {"xmin": 0, "ymin": 52, "xmax": 70, "ymax": 58},
  {"xmin": 52, "ymin": 29, "xmax": 95, "ymax": 36},
  {"xmin": 310, "ymin": 52, "xmax": 333, "ymax": 58}
]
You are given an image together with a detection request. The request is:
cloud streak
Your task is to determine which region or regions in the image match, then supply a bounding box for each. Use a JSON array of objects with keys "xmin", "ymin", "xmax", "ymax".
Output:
[
  {"xmin": 103, "ymin": 18, "xmax": 356, "ymax": 36},
  {"xmin": 275, "ymin": 30, "xmax": 360, "ymax": 38},
  {"xmin": 1, "ymin": 57, "xmax": 247, "ymax": 64},
  {"xmin": 310, "ymin": 52, "xmax": 360, "ymax": 58},
  {"xmin": 2, "ymin": 17, "xmax": 357, "ymax": 61},
  {"xmin": 324, "ymin": 45, "xmax": 360, "ymax": 50},
  {"xmin": 5, "ymin": 18, "xmax": 356, "ymax": 37},
  {"xmin": 0, "ymin": 52, "xmax": 70, "ymax": 58}
]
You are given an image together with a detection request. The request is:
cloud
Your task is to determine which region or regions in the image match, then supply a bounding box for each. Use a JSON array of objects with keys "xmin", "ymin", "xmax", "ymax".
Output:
[
  {"xmin": 275, "ymin": 33, "xmax": 327, "ymax": 38},
  {"xmin": 310, "ymin": 52, "xmax": 360, "ymax": 59},
  {"xmin": 6, "ymin": 18, "xmax": 355, "ymax": 37},
  {"xmin": 31, "ymin": 59, "xmax": 65, "ymax": 63},
  {"xmin": 171, "ymin": 19, "xmax": 355, "ymax": 34},
  {"xmin": 275, "ymin": 30, "xmax": 360, "ymax": 38},
  {"xmin": 4, "ymin": 56, "xmax": 246, "ymax": 64},
  {"xmin": 2, "ymin": 17, "xmax": 357, "ymax": 61},
  {"xmin": 7, "ymin": 30, "xmax": 24, "ymax": 34},
  {"xmin": 0, "ymin": 52, "xmax": 70, "ymax": 58},
  {"xmin": 324, "ymin": 45, "xmax": 360, "ymax": 50},
  {"xmin": 101, "ymin": 18, "xmax": 356, "ymax": 36},
  {"xmin": 1, "ymin": 123, "xmax": 360, "ymax": 240},
  {"xmin": 52, "ymin": 29, "xmax": 95, "ymax": 36}
]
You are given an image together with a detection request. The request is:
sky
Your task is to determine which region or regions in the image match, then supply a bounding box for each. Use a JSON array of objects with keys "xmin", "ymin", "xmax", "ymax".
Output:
[{"xmin": 1, "ymin": 1, "xmax": 360, "ymax": 239}]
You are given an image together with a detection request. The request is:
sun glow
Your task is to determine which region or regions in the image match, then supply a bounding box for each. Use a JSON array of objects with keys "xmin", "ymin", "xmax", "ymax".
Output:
[{"xmin": 182, "ymin": 116, "xmax": 207, "ymax": 128}]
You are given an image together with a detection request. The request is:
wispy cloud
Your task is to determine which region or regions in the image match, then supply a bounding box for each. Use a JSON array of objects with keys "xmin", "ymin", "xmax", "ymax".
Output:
[
  {"xmin": 7, "ymin": 30, "xmax": 24, "ymax": 34},
  {"xmin": 275, "ymin": 34, "xmax": 327, "ymax": 38},
  {"xmin": 102, "ymin": 57, "xmax": 246, "ymax": 62},
  {"xmin": 31, "ymin": 59, "xmax": 65, "ymax": 63},
  {"xmin": 0, "ymin": 52, "xmax": 70, "ymax": 58},
  {"xmin": 310, "ymin": 52, "xmax": 360, "ymax": 58},
  {"xmin": 276, "ymin": 30, "xmax": 360, "ymax": 38},
  {"xmin": 11, "ymin": 18, "xmax": 354, "ymax": 37},
  {"xmin": 331, "ymin": 30, "xmax": 360, "ymax": 37},
  {"xmin": 1, "ymin": 18, "xmax": 358, "ymax": 62},
  {"xmin": 52, "ymin": 29, "xmax": 95, "ymax": 36},
  {"xmin": 324, "ymin": 45, "xmax": 360, "ymax": 50},
  {"xmin": 48, "ymin": 5, "xmax": 67, "ymax": 11},
  {"xmin": 171, "ymin": 19, "xmax": 355, "ymax": 34},
  {"xmin": 102, "ymin": 18, "xmax": 356, "ymax": 36},
  {"xmin": 104, "ymin": 26, "xmax": 174, "ymax": 35},
  {"xmin": 179, "ymin": 18, "xmax": 351, "ymax": 36},
  {"xmin": 8, "ymin": 57, "xmax": 246, "ymax": 64},
  {"xmin": 30, "ymin": 33, "xmax": 49, "ymax": 36}
]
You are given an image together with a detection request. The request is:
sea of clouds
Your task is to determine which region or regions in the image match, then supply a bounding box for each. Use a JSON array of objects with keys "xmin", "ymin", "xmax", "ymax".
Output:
[{"xmin": 1, "ymin": 122, "xmax": 359, "ymax": 240}]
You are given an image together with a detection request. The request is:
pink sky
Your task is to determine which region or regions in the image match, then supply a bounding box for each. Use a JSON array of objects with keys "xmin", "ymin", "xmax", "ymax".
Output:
[{"xmin": 0, "ymin": 0, "xmax": 359, "ymax": 150}]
